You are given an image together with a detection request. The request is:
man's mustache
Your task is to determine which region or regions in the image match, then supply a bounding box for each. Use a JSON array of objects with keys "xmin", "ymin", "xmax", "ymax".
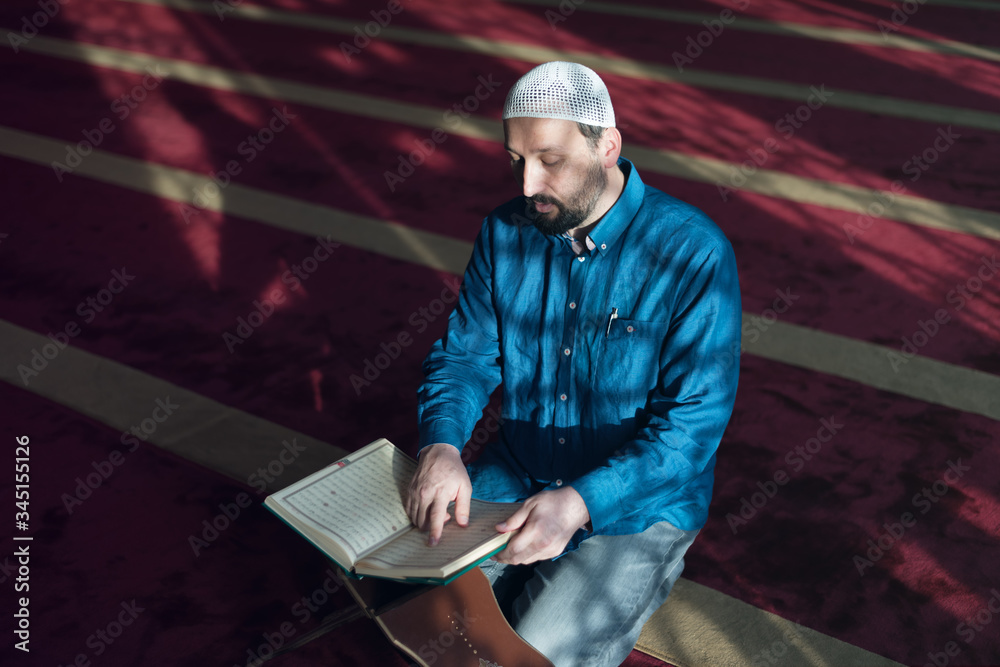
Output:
[{"xmin": 529, "ymin": 196, "xmax": 560, "ymax": 208}]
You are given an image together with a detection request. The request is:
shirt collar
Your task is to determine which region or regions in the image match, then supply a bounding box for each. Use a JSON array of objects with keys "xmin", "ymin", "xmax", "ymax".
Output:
[
  {"xmin": 542, "ymin": 156, "xmax": 643, "ymax": 256},
  {"xmin": 561, "ymin": 232, "xmax": 597, "ymax": 256},
  {"xmin": 586, "ymin": 156, "xmax": 643, "ymax": 256}
]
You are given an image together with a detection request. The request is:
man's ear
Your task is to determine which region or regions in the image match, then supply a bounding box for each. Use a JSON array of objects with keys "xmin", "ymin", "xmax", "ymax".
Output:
[{"xmin": 598, "ymin": 127, "xmax": 622, "ymax": 168}]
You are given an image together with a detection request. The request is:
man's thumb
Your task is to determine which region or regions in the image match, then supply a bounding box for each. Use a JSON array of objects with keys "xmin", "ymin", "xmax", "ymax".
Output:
[{"xmin": 496, "ymin": 505, "xmax": 527, "ymax": 533}]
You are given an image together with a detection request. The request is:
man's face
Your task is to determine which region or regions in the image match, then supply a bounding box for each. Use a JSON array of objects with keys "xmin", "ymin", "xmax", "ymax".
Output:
[{"xmin": 503, "ymin": 117, "xmax": 608, "ymax": 236}]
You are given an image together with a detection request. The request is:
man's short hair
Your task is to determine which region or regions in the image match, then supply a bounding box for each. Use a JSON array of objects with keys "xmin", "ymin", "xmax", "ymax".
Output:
[{"xmin": 577, "ymin": 122, "xmax": 605, "ymax": 150}]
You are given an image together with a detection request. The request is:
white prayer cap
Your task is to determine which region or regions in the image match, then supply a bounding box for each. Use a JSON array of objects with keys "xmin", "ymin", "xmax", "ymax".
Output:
[{"xmin": 502, "ymin": 61, "xmax": 615, "ymax": 128}]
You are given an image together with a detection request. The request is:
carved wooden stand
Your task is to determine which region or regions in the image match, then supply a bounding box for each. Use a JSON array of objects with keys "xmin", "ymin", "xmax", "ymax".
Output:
[
  {"xmin": 345, "ymin": 568, "xmax": 554, "ymax": 667},
  {"xmin": 263, "ymin": 568, "xmax": 553, "ymax": 667}
]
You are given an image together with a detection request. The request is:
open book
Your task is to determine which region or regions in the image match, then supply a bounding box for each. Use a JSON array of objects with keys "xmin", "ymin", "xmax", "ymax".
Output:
[{"xmin": 264, "ymin": 438, "xmax": 520, "ymax": 585}]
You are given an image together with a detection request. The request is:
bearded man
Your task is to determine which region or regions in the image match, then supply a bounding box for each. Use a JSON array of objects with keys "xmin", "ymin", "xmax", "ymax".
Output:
[{"xmin": 407, "ymin": 61, "xmax": 741, "ymax": 667}]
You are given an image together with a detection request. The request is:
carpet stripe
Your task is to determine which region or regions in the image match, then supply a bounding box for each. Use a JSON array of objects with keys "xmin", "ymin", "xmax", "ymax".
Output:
[
  {"xmin": 501, "ymin": 0, "xmax": 1000, "ymax": 62},
  {"xmin": 922, "ymin": 0, "xmax": 1000, "ymax": 8},
  {"xmin": 0, "ymin": 318, "xmax": 348, "ymax": 490},
  {"xmin": 636, "ymin": 577, "xmax": 906, "ymax": 667},
  {"xmin": 625, "ymin": 145, "xmax": 1000, "ymax": 241},
  {"xmin": 0, "ymin": 323, "xmax": 901, "ymax": 667},
  {"xmin": 15, "ymin": 36, "xmax": 1000, "ymax": 242},
  {"xmin": 743, "ymin": 316, "xmax": 1000, "ymax": 422},
  {"xmin": 118, "ymin": 0, "xmax": 1000, "ymax": 132},
  {"xmin": 2, "ymin": 124, "xmax": 997, "ymax": 421},
  {"xmin": 0, "ymin": 125, "xmax": 472, "ymax": 274}
]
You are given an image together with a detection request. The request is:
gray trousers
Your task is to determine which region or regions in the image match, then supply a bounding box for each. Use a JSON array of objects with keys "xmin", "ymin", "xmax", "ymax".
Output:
[{"xmin": 478, "ymin": 521, "xmax": 700, "ymax": 667}]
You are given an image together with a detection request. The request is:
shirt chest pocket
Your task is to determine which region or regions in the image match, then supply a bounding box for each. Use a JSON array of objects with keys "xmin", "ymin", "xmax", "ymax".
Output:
[{"xmin": 595, "ymin": 318, "xmax": 670, "ymax": 397}]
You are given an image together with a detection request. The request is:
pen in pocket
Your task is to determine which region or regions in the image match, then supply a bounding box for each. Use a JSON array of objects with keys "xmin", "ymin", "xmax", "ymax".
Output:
[{"xmin": 605, "ymin": 307, "xmax": 618, "ymax": 337}]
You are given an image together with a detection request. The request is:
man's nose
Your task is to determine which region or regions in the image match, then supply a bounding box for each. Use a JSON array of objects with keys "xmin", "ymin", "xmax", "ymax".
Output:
[{"xmin": 521, "ymin": 160, "xmax": 544, "ymax": 199}]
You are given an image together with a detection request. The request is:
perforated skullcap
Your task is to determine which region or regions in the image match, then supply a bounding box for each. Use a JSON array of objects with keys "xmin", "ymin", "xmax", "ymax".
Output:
[{"xmin": 502, "ymin": 61, "xmax": 615, "ymax": 128}]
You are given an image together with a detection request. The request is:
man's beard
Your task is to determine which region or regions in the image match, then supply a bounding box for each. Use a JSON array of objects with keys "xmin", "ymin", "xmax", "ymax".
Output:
[{"xmin": 528, "ymin": 158, "xmax": 608, "ymax": 236}]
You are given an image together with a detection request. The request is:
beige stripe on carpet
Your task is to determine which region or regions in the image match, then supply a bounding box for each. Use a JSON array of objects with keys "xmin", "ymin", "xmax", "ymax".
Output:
[
  {"xmin": 0, "ymin": 318, "xmax": 346, "ymax": 490},
  {"xmin": 118, "ymin": 0, "xmax": 1000, "ymax": 133},
  {"xmin": 744, "ymin": 317, "xmax": 1000, "ymax": 421},
  {"xmin": 16, "ymin": 36, "xmax": 1000, "ymax": 241},
  {"xmin": 921, "ymin": 0, "xmax": 1000, "ymax": 8},
  {"xmin": 1, "ymin": 124, "xmax": 998, "ymax": 422},
  {"xmin": 502, "ymin": 0, "xmax": 1000, "ymax": 62},
  {"xmin": 0, "ymin": 320, "xmax": 905, "ymax": 667},
  {"xmin": 636, "ymin": 578, "xmax": 906, "ymax": 667}
]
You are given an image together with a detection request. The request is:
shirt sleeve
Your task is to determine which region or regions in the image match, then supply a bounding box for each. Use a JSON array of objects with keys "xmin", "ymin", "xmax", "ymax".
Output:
[
  {"xmin": 417, "ymin": 218, "xmax": 503, "ymax": 454},
  {"xmin": 570, "ymin": 238, "xmax": 742, "ymax": 532}
]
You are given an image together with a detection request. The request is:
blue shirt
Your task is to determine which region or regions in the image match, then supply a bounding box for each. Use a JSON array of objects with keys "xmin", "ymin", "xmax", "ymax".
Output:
[{"xmin": 417, "ymin": 157, "xmax": 741, "ymax": 543}]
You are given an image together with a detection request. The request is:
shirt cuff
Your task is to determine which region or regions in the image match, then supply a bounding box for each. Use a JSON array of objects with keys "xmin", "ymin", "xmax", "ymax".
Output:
[
  {"xmin": 570, "ymin": 469, "xmax": 622, "ymax": 533},
  {"xmin": 418, "ymin": 419, "xmax": 467, "ymax": 454}
]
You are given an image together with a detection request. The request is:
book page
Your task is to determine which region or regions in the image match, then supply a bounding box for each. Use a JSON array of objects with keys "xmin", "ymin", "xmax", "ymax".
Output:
[
  {"xmin": 358, "ymin": 500, "xmax": 520, "ymax": 571},
  {"xmin": 280, "ymin": 443, "xmax": 415, "ymax": 560}
]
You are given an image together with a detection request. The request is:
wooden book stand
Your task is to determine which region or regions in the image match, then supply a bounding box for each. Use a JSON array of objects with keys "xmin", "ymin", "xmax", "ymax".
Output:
[
  {"xmin": 343, "ymin": 568, "xmax": 554, "ymax": 667},
  {"xmin": 263, "ymin": 566, "xmax": 552, "ymax": 666}
]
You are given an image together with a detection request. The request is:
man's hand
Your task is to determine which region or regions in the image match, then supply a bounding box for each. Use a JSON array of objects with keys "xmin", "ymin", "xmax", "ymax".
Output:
[
  {"xmin": 493, "ymin": 487, "xmax": 590, "ymax": 565},
  {"xmin": 406, "ymin": 443, "xmax": 472, "ymax": 546}
]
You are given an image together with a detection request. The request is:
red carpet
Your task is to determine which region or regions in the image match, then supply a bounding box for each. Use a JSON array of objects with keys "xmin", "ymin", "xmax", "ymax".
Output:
[
  {"xmin": 1, "ymin": 0, "xmax": 998, "ymax": 665},
  {"xmin": 0, "ymin": 384, "xmax": 414, "ymax": 666}
]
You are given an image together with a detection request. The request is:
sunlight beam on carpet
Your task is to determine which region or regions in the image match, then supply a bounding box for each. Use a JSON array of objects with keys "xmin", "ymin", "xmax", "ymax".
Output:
[
  {"xmin": 1, "ymin": 124, "xmax": 997, "ymax": 421},
  {"xmin": 16, "ymin": 36, "xmax": 1000, "ymax": 242}
]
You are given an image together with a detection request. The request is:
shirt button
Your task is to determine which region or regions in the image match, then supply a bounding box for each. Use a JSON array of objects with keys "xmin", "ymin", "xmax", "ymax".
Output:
[
  {"xmin": 558, "ymin": 437, "xmax": 565, "ymax": 444},
  {"xmin": 560, "ymin": 393, "xmax": 567, "ymax": 401},
  {"xmin": 555, "ymin": 479, "xmax": 563, "ymax": 486},
  {"xmin": 563, "ymin": 347, "xmax": 571, "ymax": 356},
  {"xmin": 577, "ymin": 256, "xmax": 585, "ymax": 262},
  {"xmin": 626, "ymin": 325, "xmax": 634, "ymax": 332},
  {"xmin": 569, "ymin": 302, "xmax": 576, "ymax": 309},
  {"xmin": 600, "ymin": 243, "xmax": 607, "ymax": 250}
]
